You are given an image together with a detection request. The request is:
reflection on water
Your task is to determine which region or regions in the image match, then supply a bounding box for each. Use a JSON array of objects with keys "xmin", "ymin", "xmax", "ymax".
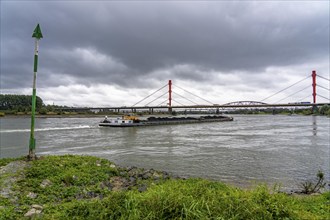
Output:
[
  {"xmin": 0, "ymin": 115, "xmax": 329, "ymax": 190},
  {"xmin": 312, "ymin": 116, "xmax": 317, "ymax": 136}
]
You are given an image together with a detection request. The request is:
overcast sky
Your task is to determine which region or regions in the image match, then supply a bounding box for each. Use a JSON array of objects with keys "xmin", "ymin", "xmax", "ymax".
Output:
[{"xmin": 1, "ymin": 1, "xmax": 329, "ymax": 107}]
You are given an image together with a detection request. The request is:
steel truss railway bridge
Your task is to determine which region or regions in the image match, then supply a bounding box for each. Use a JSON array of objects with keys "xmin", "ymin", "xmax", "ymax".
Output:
[{"xmin": 58, "ymin": 71, "xmax": 329, "ymax": 114}]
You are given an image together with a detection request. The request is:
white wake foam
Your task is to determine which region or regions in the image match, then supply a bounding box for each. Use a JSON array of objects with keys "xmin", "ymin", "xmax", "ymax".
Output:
[{"xmin": 1, "ymin": 125, "xmax": 91, "ymax": 133}]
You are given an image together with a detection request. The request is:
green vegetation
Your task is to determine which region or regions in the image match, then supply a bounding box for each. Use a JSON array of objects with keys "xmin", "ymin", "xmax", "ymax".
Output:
[
  {"xmin": 0, "ymin": 157, "xmax": 23, "ymax": 167},
  {"xmin": 0, "ymin": 94, "xmax": 43, "ymax": 113},
  {"xmin": 0, "ymin": 155, "xmax": 329, "ymax": 219},
  {"xmin": 1, "ymin": 94, "xmax": 329, "ymax": 117},
  {"xmin": 300, "ymin": 170, "xmax": 327, "ymax": 194},
  {"xmin": 319, "ymin": 105, "xmax": 330, "ymax": 116},
  {"xmin": 227, "ymin": 105, "xmax": 330, "ymax": 116},
  {"xmin": 0, "ymin": 94, "xmax": 73, "ymax": 116}
]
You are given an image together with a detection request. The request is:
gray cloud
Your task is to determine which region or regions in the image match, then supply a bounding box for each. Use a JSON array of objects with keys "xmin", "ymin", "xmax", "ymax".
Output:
[{"xmin": 1, "ymin": 1, "xmax": 329, "ymax": 105}]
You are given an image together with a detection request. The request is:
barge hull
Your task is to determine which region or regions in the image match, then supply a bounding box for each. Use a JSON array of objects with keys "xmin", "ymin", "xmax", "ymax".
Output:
[{"xmin": 99, "ymin": 116, "xmax": 233, "ymax": 127}]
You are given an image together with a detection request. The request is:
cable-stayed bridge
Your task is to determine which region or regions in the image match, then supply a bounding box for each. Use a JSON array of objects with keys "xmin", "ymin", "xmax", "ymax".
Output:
[{"xmin": 59, "ymin": 70, "xmax": 329, "ymax": 113}]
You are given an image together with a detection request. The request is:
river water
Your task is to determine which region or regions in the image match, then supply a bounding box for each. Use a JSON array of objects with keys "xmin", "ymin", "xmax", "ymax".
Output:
[{"xmin": 1, "ymin": 114, "xmax": 329, "ymax": 191}]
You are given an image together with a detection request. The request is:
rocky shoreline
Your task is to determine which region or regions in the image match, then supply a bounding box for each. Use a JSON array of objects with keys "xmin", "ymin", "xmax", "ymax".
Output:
[
  {"xmin": 0, "ymin": 158, "xmax": 183, "ymax": 218},
  {"xmin": 0, "ymin": 155, "xmax": 328, "ymax": 219}
]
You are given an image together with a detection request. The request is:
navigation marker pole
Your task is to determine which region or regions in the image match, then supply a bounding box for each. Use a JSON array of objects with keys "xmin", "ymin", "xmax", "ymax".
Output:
[{"xmin": 29, "ymin": 24, "xmax": 43, "ymax": 160}]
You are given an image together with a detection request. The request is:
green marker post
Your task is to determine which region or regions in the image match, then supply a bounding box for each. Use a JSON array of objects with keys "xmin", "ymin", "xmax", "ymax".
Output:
[{"xmin": 29, "ymin": 24, "xmax": 43, "ymax": 160}]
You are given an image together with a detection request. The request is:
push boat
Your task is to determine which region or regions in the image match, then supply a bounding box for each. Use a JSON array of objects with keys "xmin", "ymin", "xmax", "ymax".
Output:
[{"xmin": 99, "ymin": 115, "xmax": 233, "ymax": 127}]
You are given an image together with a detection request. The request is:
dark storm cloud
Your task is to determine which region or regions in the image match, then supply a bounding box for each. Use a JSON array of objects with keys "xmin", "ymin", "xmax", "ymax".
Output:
[{"xmin": 1, "ymin": 1, "xmax": 329, "ymax": 91}]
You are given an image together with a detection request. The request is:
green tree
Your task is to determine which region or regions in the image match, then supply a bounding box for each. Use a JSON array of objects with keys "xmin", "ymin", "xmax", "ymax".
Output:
[
  {"xmin": 319, "ymin": 105, "xmax": 330, "ymax": 116},
  {"xmin": 0, "ymin": 94, "xmax": 44, "ymax": 111}
]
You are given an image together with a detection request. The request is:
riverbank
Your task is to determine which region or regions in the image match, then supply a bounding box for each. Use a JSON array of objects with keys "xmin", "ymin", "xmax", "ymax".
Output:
[
  {"xmin": 1, "ymin": 108, "xmax": 329, "ymax": 118},
  {"xmin": 0, "ymin": 155, "xmax": 329, "ymax": 219},
  {"xmin": 1, "ymin": 112, "xmax": 329, "ymax": 119},
  {"xmin": 0, "ymin": 113, "xmax": 106, "ymax": 118},
  {"xmin": 0, "ymin": 112, "xmax": 167, "ymax": 118}
]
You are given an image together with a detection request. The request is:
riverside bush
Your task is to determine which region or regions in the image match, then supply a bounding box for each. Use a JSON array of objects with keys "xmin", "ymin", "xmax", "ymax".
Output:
[
  {"xmin": 300, "ymin": 170, "xmax": 326, "ymax": 194},
  {"xmin": 0, "ymin": 155, "xmax": 329, "ymax": 219},
  {"xmin": 319, "ymin": 105, "xmax": 330, "ymax": 116}
]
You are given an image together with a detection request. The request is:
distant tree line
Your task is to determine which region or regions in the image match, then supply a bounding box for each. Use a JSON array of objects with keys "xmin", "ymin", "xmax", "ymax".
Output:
[
  {"xmin": 227, "ymin": 105, "xmax": 330, "ymax": 116},
  {"xmin": 0, "ymin": 94, "xmax": 44, "ymax": 112},
  {"xmin": 1, "ymin": 94, "xmax": 329, "ymax": 116},
  {"xmin": 0, "ymin": 94, "xmax": 80, "ymax": 115}
]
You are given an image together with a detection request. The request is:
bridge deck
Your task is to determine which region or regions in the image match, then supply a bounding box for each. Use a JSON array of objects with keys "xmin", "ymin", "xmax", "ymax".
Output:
[{"xmin": 57, "ymin": 103, "xmax": 329, "ymax": 111}]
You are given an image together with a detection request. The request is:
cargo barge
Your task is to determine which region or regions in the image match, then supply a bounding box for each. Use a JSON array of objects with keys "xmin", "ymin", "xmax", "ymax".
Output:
[{"xmin": 99, "ymin": 115, "xmax": 233, "ymax": 127}]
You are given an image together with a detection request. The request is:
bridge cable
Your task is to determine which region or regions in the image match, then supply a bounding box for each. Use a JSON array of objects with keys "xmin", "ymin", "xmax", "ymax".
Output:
[
  {"xmin": 317, "ymin": 94, "xmax": 330, "ymax": 101},
  {"xmin": 260, "ymin": 75, "xmax": 310, "ymax": 102},
  {"xmin": 172, "ymin": 99, "xmax": 185, "ymax": 106},
  {"xmin": 298, "ymin": 94, "xmax": 312, "ymax": 102},
  {"xmin": 172, "ymin": 91, "xmax": 199, "ymax": 105},
  {"xmin": 274, "ymin": 85, "xmax": 310, "ymax": 104},
  {"xmin": 173, "ymin": 84, "xmax": 214, "ymax": 105},
  {"xmin": 157, "ymin": 100, "xmax": 168, "ymax": 107},
  {"xmin": 316, "ymin": 84, "xmax": 330, "ymax": 91},
  {"xmin": 317, "ymin": 75, "xmax": 330, "ymax": 82},
  {"xmin": 132, "ymin": 84, "xmax": 167, "ymax": 106},
  {"xmin": 144, "ymin": 92, "xmax": 168, "ymax": 106}
]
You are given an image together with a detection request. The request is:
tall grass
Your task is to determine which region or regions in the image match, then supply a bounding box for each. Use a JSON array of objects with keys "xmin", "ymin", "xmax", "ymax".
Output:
[{"xmin": 0, "ymin": 155, "xmax": 329, "ymax": 219}]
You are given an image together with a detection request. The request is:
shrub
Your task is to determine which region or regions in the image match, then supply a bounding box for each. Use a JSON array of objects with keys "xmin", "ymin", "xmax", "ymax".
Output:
[
  {"xmin": 300, "ymin": 170, "xmax": 326, "ymax": 194},
  {"xmin": 319, "ymin": 105, "xmax": 330, "ymax": 116},
  {"xmin": 38, "ymin": 107, "xmax": 48, "ymax": 115}
]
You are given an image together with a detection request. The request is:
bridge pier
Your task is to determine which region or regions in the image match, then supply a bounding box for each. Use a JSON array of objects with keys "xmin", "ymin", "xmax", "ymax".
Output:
[
  {"xmin": 168, "ymin": 80, "xmax": 172, "ymax": 115},
  {"xmin": 312, "ymin": 70, "xmax": 317, "ymax": 114}
]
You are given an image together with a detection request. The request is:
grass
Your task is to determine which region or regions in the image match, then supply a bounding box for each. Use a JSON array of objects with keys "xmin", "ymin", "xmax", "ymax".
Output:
[
  {"xmin": 0, "ymin": 157, "xmax": 24, "ymax": 167},
  {"xmin": 0, "ymin": 155, "xmax": 329, "ymax": 219}
]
